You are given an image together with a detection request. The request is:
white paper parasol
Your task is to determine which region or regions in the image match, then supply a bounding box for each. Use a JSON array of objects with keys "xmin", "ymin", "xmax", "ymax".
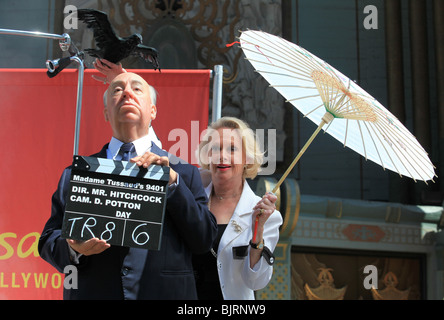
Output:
[{"xmin": 239, "ymin": 30, "xmax": 436, "ymax": 193}]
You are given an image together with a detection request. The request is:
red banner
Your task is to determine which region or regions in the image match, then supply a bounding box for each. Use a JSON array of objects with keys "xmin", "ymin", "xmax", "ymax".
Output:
[{"xmin": 0, "ymin": 68, "xmax": 210, "ymax": 299}]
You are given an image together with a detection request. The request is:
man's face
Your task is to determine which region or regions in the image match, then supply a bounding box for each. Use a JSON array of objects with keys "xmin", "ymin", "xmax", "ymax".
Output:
[{"xmin": 104, "ymin": 73, "xmax": 156, "ymax": 139}]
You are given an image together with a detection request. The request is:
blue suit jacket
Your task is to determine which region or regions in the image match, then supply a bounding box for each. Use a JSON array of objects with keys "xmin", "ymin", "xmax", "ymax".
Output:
[{"xmin": 38, "ymin": 144, "xmax": 217, "ymax": 300}]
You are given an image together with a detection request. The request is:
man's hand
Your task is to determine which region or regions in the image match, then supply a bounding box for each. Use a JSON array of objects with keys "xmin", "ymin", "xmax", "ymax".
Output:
[
  {"xmin": 92, "ymin": 58, "xmax": 126, "ymax": 84},
  {"xmin": 67, "ymin": 238, "xmax": 110, "ymax": 256},
  {"xmin": 132, "ymin": 152, "xmax": 178, "ymax": 185}
]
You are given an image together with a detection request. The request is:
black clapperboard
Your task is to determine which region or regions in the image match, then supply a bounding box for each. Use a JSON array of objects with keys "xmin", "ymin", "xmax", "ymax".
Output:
[{"xmin": 61, "ymin": 156, "xmax": 169, "ymax": 250}]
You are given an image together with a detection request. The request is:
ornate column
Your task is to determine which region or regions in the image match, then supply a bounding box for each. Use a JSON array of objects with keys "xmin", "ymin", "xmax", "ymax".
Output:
[
  {"xmin": 409, "ymin": 0, "xmax": 431, "ymax": 153},
  {"xmin": 385, "ymin": 0, "xmax": 412, "ymax": 204},
  {"xmin": 434, "ymin": 0, "xmax": 444, "ymax": 193},
  {"xmin": 409, "ymin": 0, "xmax": 432, "ymax": 202}
]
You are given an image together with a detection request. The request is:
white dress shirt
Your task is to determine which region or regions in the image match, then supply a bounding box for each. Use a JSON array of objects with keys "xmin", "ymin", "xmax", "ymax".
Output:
[
  {"xmin": 107, "ymin": 125, "xmax": 162, "ymax": 160},
  {"xmin": 107, "ymin": 135, "xmax": 152, "ymax": 160}
]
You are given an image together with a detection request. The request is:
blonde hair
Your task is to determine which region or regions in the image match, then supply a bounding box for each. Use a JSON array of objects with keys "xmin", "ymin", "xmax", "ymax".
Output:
[{"xmin": 198, "ymin": 117, "xmax": 264, "ymax": 179}]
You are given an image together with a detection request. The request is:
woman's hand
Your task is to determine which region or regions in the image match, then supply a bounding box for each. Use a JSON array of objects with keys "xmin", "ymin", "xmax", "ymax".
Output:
[
  {"xmin": 252, "ymin": 192, "xmax": 277, "ymax": 234},
  {"xmin": 92, "ymin": 58, "xmax": 126, "ymax": 84},
  {"xmin": 249, "ymin": 192, "xmax": 277, "ymax": 268}
]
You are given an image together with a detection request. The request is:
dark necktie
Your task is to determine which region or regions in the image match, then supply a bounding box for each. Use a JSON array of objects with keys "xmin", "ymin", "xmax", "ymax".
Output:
[{"xmin": 118, "ymin": 142, "xmax": 135, "ymax": 161}]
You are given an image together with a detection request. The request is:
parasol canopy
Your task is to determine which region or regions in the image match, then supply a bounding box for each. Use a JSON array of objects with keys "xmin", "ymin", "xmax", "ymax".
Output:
[{"xmin": 239, "ymin": 30, "xmax": 436, "ymax": 192}]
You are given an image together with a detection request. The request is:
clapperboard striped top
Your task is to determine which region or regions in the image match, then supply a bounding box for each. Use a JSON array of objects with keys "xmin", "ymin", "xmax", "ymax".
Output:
[{"xmin": 72, "ymin": 156, "xmax": 170, "ymax": 182}]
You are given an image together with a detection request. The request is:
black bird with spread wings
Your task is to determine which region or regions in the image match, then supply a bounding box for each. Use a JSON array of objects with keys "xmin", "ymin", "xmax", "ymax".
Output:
[{"xmin": 77, "ymin": 9, "xmax": 160, "ymax": 70}]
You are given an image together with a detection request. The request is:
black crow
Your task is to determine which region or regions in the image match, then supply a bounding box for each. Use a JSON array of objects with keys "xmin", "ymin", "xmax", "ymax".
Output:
[{"xmin": 77, "ymin": 9, "xmax": 160, "ymax": 70}]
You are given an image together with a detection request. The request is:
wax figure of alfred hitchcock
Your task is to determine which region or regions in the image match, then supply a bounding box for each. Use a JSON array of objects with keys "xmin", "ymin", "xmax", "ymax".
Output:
[{"xmin": 38, "ymin": 72, "xmax": 217, "ymax": 299}]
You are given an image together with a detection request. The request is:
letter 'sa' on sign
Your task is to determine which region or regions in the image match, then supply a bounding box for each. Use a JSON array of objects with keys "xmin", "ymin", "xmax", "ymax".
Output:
[{"xmin": 61, "ymin": 156, "xmax": 169, "ymax": 250}]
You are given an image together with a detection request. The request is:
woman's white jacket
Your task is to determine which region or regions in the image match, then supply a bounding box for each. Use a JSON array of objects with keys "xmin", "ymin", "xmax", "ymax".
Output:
[{"xmin": 204, "ymin": 181, "xmax": 283, "ymax": 300}]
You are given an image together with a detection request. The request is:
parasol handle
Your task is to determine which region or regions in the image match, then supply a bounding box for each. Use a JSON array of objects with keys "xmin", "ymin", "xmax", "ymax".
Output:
[
  {"xmin": 271, "ymin": 113, "xmax": 333, "ymax": 194},
  {"xmin": 253, "ymin": 112, "xmax": 332, "ymax": 243}
]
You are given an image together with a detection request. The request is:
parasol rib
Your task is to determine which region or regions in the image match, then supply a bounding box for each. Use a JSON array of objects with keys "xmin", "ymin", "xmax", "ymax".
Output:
[
  {"xmin": 287, "ymin": 94, "xmax": 324, "ymax": 102},
  {"xmin": 244, "ymin": 56, "xmax": 316, "ymax": 82},
  {"xmin": 367, "ymin": 121, "xmax": 404, "ymax": 177},
  {"xmin": 361, "ymin": 120, "xmax": 386, "ymax": 170},
  {"xmin": 344, "ymin": 119, "xmax": 349, "ymax": 147},
  {"xmin": 356, "ymin": 121, "xmax": 368, "ymax": 160},
  {"xmin": 239, "ymin": 29, "xmax": 436, "ymax": 183},
  {"xmin": 372, "ymin": 119, "xmax": 432, "ymax": 182}
]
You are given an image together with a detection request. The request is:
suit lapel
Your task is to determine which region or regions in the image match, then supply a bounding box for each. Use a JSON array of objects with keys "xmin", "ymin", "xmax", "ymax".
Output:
[
  {"xmin": 216, "ymin": 182, "xmax": 256, "ymax": 253},
  {"xmin": 91, "ymin": 144, "xmax": 109, "ymax": 158},
  {"xmin": 150, "ymin": 143, "xmax": 167, "ymax": 157}
]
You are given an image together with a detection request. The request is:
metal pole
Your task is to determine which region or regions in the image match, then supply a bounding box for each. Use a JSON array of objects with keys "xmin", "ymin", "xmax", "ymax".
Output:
[
  {"xmin": 212, "ymin": 65, "xmax": 223, "ymax": 122},
  {"xmin": 0, "ymin": 28, "xmax": 65, "ymax": 40},
  {"xmin": 0, "ymin": 28, "xmax": 82, "ymax": 154},
  {"xmin": 70, "ymin": 56, "xmax": 85, "ymax": 156},
  {"xmin": 0, "ymin": 28, "xmax": 71, "ymax": 51}
]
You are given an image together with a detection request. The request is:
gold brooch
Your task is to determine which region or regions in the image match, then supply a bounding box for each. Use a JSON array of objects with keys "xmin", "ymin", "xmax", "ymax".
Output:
[{"xmin": 231, "ymin": 220, "xmax": 243, "ymax": 233}]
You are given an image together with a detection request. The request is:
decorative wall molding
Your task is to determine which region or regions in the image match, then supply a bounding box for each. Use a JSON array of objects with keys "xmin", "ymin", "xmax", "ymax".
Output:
[{"xmin": 292, "ymin": 216, "xmax": 436, "ymax": 250}]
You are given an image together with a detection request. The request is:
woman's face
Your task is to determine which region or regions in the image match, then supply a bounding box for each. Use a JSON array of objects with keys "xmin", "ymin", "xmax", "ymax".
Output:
[{"xmin": 208, "ymin": 127, "xmax": 246, "ymax": 183}]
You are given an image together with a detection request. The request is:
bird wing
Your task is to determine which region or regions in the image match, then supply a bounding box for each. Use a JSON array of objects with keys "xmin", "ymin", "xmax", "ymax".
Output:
[
  {"xmin": 133, "ymin": 45, "xmax": 161, "ymax": 71},
  {"xmin": 77, "ymin": 9, "xmax": 121, "ymax": 49}
]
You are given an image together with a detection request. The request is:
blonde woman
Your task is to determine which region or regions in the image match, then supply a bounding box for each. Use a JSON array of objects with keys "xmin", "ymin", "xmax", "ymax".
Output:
[{"xmin": 193, "ymin": 117, "xmax": 282, "ymax": 300}]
